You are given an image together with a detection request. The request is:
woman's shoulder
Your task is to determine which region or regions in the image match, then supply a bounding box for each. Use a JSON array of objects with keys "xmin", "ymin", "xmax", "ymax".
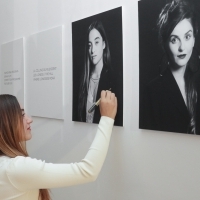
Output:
[
  {"xmin": 0, "ymin": 156, "xmax": 16, "ymax": 174},
  {"xmin": 3, "ymin": 156, "xmax": 47, "ymax": 180},
  {"xmin": 0, "ymin": 156, "xmax": 45, "ymax": 171},
  {"xmin": 0, "ymin": 156, "xmax": 10, "ymax": 167},
  {"xmin": 0, "ymin": 155, "xmax": 10, "ymax": 160}
]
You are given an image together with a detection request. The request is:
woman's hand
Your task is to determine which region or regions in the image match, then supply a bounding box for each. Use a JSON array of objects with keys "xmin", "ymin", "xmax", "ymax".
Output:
[{"xmin": 99, "ymin": 90, "xmax": 117, "ymax": 119}]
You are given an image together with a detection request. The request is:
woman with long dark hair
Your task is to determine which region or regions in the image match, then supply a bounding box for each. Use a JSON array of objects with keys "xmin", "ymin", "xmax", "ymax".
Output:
[
  {"xmin": 0, "ymin": 91, "xmax": 117, "ymax": 199},
  {"xmin": 78, "ymin": 20, "xmax": 113, "ymax": 123},
  {"xmin": 141, "ymin": 0, "xmax": 200, "ymax": 134}
]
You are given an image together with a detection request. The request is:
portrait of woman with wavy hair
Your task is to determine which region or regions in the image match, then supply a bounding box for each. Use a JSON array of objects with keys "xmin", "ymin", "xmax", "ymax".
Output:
[{"xmin": 139, "ymin": 0, "xmax": 200, "ymax": 134}]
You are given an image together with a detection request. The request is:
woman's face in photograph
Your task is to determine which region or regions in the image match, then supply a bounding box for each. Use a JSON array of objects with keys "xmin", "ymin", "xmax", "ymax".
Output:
[
  {"xmin": 88, "ymin": 28, "xmax": 105, "ymax": 66},
  {"xmin": 168, "ymin": 18, "xmax": 195, "ymax": 68}
]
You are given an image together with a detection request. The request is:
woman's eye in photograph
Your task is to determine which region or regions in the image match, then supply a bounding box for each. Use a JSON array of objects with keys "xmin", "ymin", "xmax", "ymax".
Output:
[
  {"xmin": 185, "ymin": 34, "xmax": 191, "ymax": 40},
  {"xmin": 170, "ymin": 37, "xmax": 178, "ymax": 44}
]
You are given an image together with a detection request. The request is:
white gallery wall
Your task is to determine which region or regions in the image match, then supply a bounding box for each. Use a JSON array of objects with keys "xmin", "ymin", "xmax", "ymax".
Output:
[{"xmin": 0, "ymin": 0, "xmax": 200, "ymax": 200}]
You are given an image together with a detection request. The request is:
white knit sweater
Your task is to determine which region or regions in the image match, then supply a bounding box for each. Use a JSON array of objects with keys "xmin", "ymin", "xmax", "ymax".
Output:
[{"xmin": 0, "ymin": 116, "xmax": 114, "ymax": 200}]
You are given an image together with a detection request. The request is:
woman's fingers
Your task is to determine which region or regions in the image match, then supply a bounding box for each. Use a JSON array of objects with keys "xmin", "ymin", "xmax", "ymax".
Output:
[{"xmin": 99, "ymin": 90, "xmax": 117, "ymax": 119}]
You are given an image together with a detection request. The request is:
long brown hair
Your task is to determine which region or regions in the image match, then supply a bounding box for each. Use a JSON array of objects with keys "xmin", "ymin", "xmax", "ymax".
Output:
[
  {"xmin": 78, "ymin": 20, "xmax": 112, "ymax": 121},
  {"xmin": 0, "ymin": 94, "xmax": 50, "ymax": 199}
]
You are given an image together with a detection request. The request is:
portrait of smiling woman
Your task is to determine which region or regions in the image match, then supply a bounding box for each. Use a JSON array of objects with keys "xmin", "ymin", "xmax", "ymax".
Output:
[{"xmin": 139, "ymin": 0, "xmax": 200, "ymax": 134}]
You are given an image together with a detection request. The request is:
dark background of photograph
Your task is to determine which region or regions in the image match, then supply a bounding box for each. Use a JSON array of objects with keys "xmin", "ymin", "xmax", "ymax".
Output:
[
  {"xmin": 72, "ymin": 7, "xmax": 123, "ymax": 126},
  {"xmin": 138, "ymin": 0, "xmax": 200, "ymax": 129}
]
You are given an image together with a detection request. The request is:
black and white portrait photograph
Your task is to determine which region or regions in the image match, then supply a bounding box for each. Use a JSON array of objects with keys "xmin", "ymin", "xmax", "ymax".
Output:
[
  {"xmin": 139, "ymin": 0, "xmax": 200, "ymax": 134},
  {"xmin": 72, "ymin": 7, "xmax": 123, "ymax": 126}
]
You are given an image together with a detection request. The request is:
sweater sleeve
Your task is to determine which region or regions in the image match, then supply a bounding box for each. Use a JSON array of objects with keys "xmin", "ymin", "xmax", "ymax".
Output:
[{"xmin": 6, "ymin": 116, "xmax": 114, "ymax": 190}]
